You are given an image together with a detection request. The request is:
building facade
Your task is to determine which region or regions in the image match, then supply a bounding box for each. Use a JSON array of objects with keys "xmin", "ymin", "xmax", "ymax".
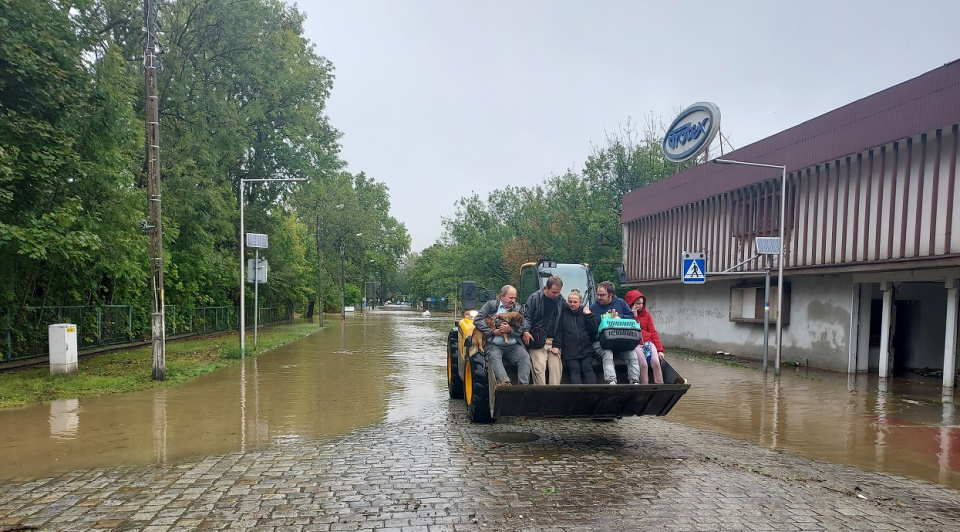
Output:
[{"xmin": 621, "ymin": 59, "xmax": 960, "ymax": 386}]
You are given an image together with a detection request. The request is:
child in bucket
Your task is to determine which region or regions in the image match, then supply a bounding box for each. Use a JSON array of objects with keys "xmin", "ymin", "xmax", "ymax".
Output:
[{"xmin": 623, "ymin": 290, "xmax": 665, "ymax": 384}]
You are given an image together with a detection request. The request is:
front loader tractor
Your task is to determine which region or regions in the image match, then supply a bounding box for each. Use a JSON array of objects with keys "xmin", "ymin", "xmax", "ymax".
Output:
[{"xmin": 445, "ymin": 259, "xmax": 690, "ymax": 424}]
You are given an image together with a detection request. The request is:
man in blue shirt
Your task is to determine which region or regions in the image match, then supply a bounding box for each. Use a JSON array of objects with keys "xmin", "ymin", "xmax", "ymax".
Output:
[{"xmin": 589, "ymin": 281, "xmax": 641, "ymax": 385}]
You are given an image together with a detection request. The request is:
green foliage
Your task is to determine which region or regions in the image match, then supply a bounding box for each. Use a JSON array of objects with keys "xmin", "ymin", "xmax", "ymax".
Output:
[
  {"xmin": 293, "ymin": 170, "xmax": 410, "ymax": 314},
  {"xmin": 0, "ymin": 0, "xmax": 145, "ymax": 314},
  {"xmin": 0, "ymin": 0, "xmax": 410, "ymax": 352},
  {"xmin": 221, "ymin": 346, "xmax": 244, "ymax": 360},
  {"xmin": 409, "ymin": 122, "xmax": 679, "ymax": 302}
]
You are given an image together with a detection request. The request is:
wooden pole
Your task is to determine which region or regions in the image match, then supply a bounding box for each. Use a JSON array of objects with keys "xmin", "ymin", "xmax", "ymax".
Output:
[{"xmin": 145, "ymin": 0, "xmax": 166, "ymax": 380}]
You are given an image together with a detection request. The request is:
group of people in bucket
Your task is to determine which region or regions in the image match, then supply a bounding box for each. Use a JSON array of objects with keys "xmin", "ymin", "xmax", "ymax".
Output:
[{"xmin": 473, "ymin": 276, "xmax": 666, "ymax": 386}]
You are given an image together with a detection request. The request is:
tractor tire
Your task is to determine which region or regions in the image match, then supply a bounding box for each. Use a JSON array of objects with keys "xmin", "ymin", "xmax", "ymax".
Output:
[
  {"xmin": 464, "ymin": 359, "xmax": 494, "ymax": 423},
  {"xmin": 447, "ymin": 333, "xmax": 464, "ymax": 399}
]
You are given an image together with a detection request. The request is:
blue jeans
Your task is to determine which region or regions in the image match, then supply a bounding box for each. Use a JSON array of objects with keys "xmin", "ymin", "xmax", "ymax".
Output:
[
  {"xmin": 484, "ymin": 342, "xmax": 531, "ymax": 385},
  {"xmin": 594, "ymin": 341, "xmax": 640, "ymax": 384}
]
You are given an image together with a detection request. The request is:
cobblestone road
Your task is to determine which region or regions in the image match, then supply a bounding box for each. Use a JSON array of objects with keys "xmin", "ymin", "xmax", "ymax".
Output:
[{"xmin": 2, "ymin": 393, "xmax": 958, "ymax": 531}]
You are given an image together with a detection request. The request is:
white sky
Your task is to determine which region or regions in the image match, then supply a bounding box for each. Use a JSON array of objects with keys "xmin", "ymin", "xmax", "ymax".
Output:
[{"xmin": 300, "ymin": 0, "xmax": 960, "ymax": 253}]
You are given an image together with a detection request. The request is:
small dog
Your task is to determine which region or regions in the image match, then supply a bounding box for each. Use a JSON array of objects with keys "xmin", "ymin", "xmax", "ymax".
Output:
[{"xmin": 469, "ymin": 311, "xmax": 524, "ymax": 355}]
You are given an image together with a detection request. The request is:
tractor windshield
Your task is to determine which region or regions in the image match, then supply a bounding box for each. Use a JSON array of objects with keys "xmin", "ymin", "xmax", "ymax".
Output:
[
  {"xmin": 519, "ymin": 262, "xmax": 595, "ymax": 306},
  {"xmin": 547, "ymin": 263, "xmax": 592, "ymax": 304}
]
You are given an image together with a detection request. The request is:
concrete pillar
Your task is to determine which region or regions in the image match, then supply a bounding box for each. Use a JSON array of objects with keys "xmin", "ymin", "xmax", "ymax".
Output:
[
  {"xmin": 857, "ymin": 283, "xmax": 872, "ymax": 373},
  {"xmin": 944, "ymin": 279, "xmax": 958, "ymax": 388},
  {"xmin": 879, "ymin": 283, "xmax": 893, "ymax": 379},
  {"xmin": 848, "ymin": 284, "xmax": 860, "ymax": 374}
]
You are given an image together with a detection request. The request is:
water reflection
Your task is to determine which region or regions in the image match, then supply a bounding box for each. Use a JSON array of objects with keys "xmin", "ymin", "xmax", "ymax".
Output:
[
  {"xmin": 48, "ymin": 399, "xmax": 80, "ymax": 440},
  {"xmin": 942, "ymin": 401, "xmax": 955, "ymax": 486},
  {"xmin": 0, "ymin": 314, "xmax": 445, "ymax": 481},
  {"xmin": 669, "ymin": 356, "xmax": 960, "ymax": 489},
  {"xmin": 153, "ymin": 389, "xmax": 166, "ymax": 466}
]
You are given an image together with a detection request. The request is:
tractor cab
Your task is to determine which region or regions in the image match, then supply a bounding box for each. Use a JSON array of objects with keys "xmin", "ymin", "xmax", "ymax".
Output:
[{"xmin": 518, "ymin": 259, "xmax": 596, "ymax": 308}]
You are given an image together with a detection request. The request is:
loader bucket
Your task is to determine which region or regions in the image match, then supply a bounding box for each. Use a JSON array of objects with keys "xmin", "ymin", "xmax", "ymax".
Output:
[{"xmin": 490, "ymin": 360, "xmax": 690, "ymax": 420}]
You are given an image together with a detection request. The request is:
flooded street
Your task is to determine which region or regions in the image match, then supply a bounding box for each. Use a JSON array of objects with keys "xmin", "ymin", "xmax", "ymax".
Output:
[
  {"xmin": 0, "ymin": 312, "xmax": 447, "ymax": 481},
  {"xmin": 1, "ymin": 311, "xmax": 958, "ymax": 491},
  {"xmin": 670, "ymin": 355, "xmax": 960, "ymax": 489}
]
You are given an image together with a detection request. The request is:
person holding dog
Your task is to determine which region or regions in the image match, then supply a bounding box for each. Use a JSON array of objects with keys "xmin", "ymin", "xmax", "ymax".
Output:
[
  {"xmin": 589, "ymin": 281, "xmax": 641, "ymax": 385},
  {"xmin": 474, "ymin": 285, "xmax": 532, "ymax": 386},
  {"xmin": 521, "ymin": 275, "xmax": 565, "ymax": 385}
]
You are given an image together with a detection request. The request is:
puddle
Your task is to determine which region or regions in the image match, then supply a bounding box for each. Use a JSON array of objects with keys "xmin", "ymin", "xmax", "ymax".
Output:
[{"xmin": 486, "ymin": 432, "xmax": 541, "ymax": 443}]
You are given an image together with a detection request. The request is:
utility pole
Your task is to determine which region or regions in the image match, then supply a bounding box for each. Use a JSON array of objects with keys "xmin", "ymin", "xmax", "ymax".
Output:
[
  {"xmin": 144, "ymin": 0, "xmax": 165, "ymax": 380},
  {"xmin": 314, "ymin": 216, "xmax": 324, "ymax": 327},
  {"xmin": 339, "ymin": 238, "xmax": 346, "ymax": 322}
]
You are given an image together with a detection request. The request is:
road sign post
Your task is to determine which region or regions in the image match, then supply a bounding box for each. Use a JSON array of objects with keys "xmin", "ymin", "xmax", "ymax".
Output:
[{"xmin": 682, "ymin": 252, "xmax": 706, "ymax": 284}]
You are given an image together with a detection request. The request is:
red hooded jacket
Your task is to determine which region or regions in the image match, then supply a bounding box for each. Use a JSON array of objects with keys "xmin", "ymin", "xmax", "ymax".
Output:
[{"xmin": 623, "ymin": 290, "xmax": 664, "ymax": 353}]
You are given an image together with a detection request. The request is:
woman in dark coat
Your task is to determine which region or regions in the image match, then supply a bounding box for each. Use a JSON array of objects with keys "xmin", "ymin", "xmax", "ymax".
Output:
[{"xmin": 553, "ymin": 289, "xmax": 599, "ymax": 384}]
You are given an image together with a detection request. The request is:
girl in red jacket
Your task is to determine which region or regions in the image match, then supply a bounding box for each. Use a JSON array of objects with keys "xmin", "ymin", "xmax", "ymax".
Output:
[{"xmin": 623, "ymin": 290, "xmax": 664, "ymax": 384}]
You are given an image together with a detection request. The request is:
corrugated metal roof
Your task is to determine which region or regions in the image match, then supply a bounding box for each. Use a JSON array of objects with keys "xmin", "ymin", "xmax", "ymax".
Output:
[{"xmin": 622, "ymin": 59, "xmax": 960, "ymax": 223}]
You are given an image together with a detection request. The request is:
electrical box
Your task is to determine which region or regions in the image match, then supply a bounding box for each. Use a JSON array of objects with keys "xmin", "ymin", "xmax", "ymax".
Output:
[{"xmin": 49, "ymin": 323, "xmax": 78, "ymax": 375}]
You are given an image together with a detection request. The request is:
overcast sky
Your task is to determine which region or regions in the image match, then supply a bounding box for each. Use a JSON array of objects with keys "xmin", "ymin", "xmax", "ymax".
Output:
[{"xmin": 300, "ymin": 0, "xmax": 960, "ymax": 253}]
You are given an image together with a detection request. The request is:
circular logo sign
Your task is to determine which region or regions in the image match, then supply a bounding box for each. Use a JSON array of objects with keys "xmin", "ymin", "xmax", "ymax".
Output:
[{"xmin": 662, "ymin": 102, "xmax": 721, "ymax": 163}]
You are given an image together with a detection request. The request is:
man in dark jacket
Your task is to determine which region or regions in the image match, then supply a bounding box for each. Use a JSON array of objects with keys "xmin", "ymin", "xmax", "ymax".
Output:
[
  {"xmin": 588, "ymin": 281, "xmax": 641, "ymax": 385},
  {"xmin": 474, "ymin": 285, "xmax": 531, "ymax": 386},
  {"xmin": 521, "ymin": 275, "xmax": 565, "ymax": 384}
]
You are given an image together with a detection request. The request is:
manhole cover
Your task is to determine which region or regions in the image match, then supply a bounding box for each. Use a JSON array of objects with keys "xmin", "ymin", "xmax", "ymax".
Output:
[{"xmin": 485, "ymin": 432, "xmax": 540, "ymax": 443}]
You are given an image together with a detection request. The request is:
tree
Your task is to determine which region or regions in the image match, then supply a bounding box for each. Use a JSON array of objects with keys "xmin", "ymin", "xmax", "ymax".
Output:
[
  {"xmin": 0, "ymin": 0, "xmax": 143, "ymax": 320},
  {"xmin": 431, "ymin": 118, "xmax": 681, "ymax": 294}
]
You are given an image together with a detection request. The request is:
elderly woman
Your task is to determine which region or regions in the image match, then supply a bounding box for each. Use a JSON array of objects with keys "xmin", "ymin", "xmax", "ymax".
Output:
[{"xmin": 552, "ymin": 289, "xmax": 599, "ymax": 384}]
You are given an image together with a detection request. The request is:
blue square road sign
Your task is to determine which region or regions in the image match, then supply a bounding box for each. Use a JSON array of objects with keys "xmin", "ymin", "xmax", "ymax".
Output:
[{"xmin": 682, "ymin": 252, "xmax": 706, "ymax": 284}]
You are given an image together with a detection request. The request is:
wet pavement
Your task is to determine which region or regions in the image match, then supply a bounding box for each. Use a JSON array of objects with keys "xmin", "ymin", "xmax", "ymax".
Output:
[{"xmin": 1, "ymin": 311, "xmax": 959, "ymax": 531}]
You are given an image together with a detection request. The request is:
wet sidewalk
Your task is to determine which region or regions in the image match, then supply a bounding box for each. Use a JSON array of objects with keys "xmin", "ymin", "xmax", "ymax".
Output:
[{"xmin": 2, "ymin": 393, "xmax": 958, "ymax": 531}]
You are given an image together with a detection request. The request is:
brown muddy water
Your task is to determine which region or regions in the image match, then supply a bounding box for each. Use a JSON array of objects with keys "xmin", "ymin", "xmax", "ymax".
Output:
[{"xmin": 1, "ymin": 311, "xmax": 958, "ymax": 490}]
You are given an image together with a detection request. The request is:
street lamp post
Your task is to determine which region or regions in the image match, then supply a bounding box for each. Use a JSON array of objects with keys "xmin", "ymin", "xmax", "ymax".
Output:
[
  {"xmin": 239, "ymin": 177, "xmax": 305, "ymax": 354},
  {"xmin": 362, "ymin": 259, "xmax": 374, "ymax": 312},
  {"xmin": 316, "ymin": 203, "xmax": 346, "ymax": 326},
  {"xmin": 714, "ymin": 158, "xmax": 787, "ymax": 376},
  {"xmin": 340, "ymin": 232, "xmax": 362, "ymax": 321}
]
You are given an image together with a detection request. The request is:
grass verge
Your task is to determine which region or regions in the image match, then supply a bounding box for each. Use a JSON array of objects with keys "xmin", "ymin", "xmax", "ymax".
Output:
[{"xmin": 0, "ymin": 321, "xmax": 321, "ymax": 410}]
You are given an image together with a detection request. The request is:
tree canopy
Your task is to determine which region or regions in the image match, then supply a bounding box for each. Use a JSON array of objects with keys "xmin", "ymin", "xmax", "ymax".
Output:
[
  {"xmin": 0, "ymin": 0, "xmax": 410, "ymax": 333},
  {"xmin": 2, "ymin": 0, "xmax": 688, "ymax": 329},
  {"xmin": 406, "ymin": 122, "xmax": 684, "ymax": 303}
]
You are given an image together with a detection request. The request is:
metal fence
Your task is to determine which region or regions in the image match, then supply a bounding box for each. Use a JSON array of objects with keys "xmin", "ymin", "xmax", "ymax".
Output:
[{"xmin": 1, "ymin": 305, "xmax": 290, "ymax": 362}]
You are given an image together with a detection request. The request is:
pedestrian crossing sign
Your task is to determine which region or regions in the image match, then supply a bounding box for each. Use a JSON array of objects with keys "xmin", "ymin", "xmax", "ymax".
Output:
[{"xmin": 682, "ymin": 252, "xmax": 706, "ymax": 284}]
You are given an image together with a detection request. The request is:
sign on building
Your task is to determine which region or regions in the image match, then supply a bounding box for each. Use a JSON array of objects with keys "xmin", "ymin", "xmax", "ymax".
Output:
[
  {"xmin": 662, "ymin": 102, "xmax": 721, "ymax": 163},
  {"xmin": 682, "ymin": 252, "xmax": 706, "ymax": 284}
]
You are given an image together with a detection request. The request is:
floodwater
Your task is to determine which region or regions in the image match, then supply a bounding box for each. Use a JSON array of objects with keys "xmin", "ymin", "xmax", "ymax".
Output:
[
  {"xmin": 669, "ymin": 355, "xmax": 960, "ymax": 489},
  {"xmin": 0, "ymin": 312, "xmax": 958, "ymax": 490}
]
